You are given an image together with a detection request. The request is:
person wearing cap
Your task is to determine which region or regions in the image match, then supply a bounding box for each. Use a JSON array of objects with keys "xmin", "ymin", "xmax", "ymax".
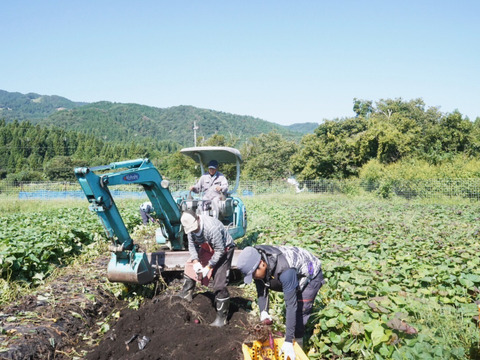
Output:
[
  {"xmin": 189, "ymin": 159, "xmax": 228, "ymax": 216},
  {"xmin": 177, "ymin": 210, "xmax": 235, "ymax": 327},
  {"xmin": 236, "ymin": 245, "xmax": 324, "ymax": 360},
  {"xmin": 139, "ymin": 201, "xmax": 154, "ymax": 225}
]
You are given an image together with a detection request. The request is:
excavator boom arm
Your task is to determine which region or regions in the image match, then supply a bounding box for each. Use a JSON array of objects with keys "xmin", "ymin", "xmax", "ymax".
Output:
[{"xmin": 75, "ymin": 158, "xmax": 183, "ymax": 250}]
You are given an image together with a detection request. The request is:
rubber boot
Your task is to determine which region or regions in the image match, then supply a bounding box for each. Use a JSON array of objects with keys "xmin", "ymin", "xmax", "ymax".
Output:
[
  {"xmin": 210, "ymin": 297, "xmax": 230, "ymax": 327},
  {"xmin": 176, "ymin": 275, "xmax": 196, "ymax": 302}
]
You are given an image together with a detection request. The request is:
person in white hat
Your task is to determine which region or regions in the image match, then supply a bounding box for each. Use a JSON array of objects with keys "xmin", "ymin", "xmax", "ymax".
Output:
[
  {"xmin": 177, "ymin": 210, "xmax": 235, "ymax": 327},
  {"xmin": 139, "ymin": 201, "xmax": 154, "ymax": 224},
  {"xmin": 236, "ymin": 245, "xmax": 324, "ymax": 360}
]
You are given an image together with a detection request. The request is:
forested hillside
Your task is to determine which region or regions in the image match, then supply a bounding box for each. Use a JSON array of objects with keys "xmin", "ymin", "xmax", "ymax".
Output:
[
  {"xmin": 0, "ymin": 120, "xmax": 184, "ymax": 183},
  {"xmin": 0, "ymin": 90, "xmax": 304, "ymax": 145},
  {"xmin": 40, "ymin": 102, "xmax": 301, "ymax": 145},
  {"xmin": 285, "ymin": 122, "xmax": 319, "ymax": 134},
  {"xmin": 0, "ymin": 90, "xmax": 86, "ymax": 121}
]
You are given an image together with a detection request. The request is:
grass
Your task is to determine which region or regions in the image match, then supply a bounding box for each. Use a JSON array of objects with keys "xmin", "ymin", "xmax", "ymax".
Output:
[{"xmin": 0, "ymin": 196, "xmax": 88, "ymax": 214}]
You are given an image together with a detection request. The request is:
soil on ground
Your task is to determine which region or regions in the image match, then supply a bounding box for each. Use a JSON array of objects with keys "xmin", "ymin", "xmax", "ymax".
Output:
[
  {"xmin": 85, "ymin": 288, "xmax": 256, "ymax": 360},
  {"xmin": 0, "ymin": 258, "xmax": 267, "ymax": 360}
]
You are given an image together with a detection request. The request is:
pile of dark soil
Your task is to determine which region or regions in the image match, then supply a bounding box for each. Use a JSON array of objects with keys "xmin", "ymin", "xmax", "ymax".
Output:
[
  {"xmin": 86, "ymin": 288, "xmax": 257, "ymax": 360},
  {"xmin": 1, "ymin": 257, "xmax": 266, "ymax": 360}
]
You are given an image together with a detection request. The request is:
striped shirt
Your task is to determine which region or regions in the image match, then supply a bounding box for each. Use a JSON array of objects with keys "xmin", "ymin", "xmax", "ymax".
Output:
[{"xmin": 187, "ymin": 215, "xmax": 235, "ymax": 267}]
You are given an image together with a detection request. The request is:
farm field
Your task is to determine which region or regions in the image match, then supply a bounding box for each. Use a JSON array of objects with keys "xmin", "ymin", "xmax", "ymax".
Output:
[
  {"xmin": 242, "ymin": 195, "xmax": 480, "ymax": 359},
  {"xmin": 1, "ymin": 194, "xmax": 480, "ymax": 359}
]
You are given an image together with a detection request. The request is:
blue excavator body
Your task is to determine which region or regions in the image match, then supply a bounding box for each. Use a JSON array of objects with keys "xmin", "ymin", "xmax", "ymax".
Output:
[{"xmin": 74, "ymin": 147, "xmax": 247, "ymax": 284}]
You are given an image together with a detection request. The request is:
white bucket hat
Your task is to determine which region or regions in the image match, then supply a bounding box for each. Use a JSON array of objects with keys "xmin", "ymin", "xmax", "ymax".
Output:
[{"xmin": 181, "ymin": 211, "xmax": 198, "ymax": 234}]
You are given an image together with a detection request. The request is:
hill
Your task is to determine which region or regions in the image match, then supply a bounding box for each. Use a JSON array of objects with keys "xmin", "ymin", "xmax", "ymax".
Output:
[
  {"xmin": 285, "ymin": 122, "xmax": 319, "ymax": 134},
  {"xmin": 0, "ymin": 90, "xmax": 86, "ymax": 121},
  {"xmin": 0, "ymin": 90, "xmax": 302, "ymax": 146},
  {"xmin": 41, "ymin": 102, "xmax": 301, "ymax": 145}
]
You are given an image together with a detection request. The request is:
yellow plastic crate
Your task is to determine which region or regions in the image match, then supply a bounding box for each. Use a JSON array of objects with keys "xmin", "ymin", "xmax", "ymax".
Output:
[{"xmin": 242, "ymin": 338, "xmax": 308, "ymax": 360}]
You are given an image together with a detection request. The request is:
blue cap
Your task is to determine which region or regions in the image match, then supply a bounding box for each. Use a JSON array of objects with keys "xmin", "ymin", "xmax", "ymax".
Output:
[
  {"xmin": 207, "ymin": 160, "xmax": 219, "ymax": 169},
  {"xmin": 236, "ymin": 247, "xmax": 261, "ymax": 284}
]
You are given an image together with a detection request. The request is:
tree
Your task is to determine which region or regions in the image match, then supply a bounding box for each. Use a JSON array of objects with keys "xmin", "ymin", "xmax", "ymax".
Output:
[
  {"xmin": 437, "ymin": 110, "xmax": 473, "ymax": 153},
  {"xmin": 353, "ymin": 98, "xmax": 373, "ymax": 118},
  {"xmin": 44, "ymin": 156, "xmax": 79, "ymax": 181},
  {"xmin": 291, "ymin": 117, "xmax": 368, "ymax": 179},
  {"xmin": 242, "ymin": 132, "xmax": 297, "ymax": 180}
]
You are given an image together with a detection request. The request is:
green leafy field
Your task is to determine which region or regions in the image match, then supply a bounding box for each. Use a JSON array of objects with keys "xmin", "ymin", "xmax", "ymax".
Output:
[
  {"xmin": 242, "ymin": 195, "xmax": 480, "ymax": 359},
  {"xmin": 2, "ymin": 194, "xmax": 480, "ymax": 359},
  {"xmin": 0, "ymin": 199, "xmax": 141, "ymax": 285}
]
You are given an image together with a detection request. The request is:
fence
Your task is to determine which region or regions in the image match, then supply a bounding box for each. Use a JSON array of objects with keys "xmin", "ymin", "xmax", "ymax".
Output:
[
  {"xmin": 0, "ymin": 181, "xmax": 193, "ymax": 200},
  {"xmin": 1, "ymin": 178, "xmax": 480, "ymax": 200}
]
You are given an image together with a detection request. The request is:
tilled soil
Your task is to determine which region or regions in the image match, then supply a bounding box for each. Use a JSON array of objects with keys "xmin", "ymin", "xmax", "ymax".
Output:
[
  {"xmin": 85, "ymin": 290, "xmax": 255, "ymax": 360},
  {"xmin": 0, "ymin": 258, "xmax": 263, "ymax": 360},
  {"xmin": 0, "ymin": 257, "xmax": 118, "ymax": 360}
]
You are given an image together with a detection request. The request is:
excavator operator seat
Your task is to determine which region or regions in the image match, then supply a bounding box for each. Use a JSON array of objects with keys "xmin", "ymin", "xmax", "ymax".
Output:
[
  {"xmin": 181, "ymin": 199, "xmax": 200, "ymax": 213},
  {"xmin": 218, "ymin": 198, "xmax": 234, "ymax": 219}
]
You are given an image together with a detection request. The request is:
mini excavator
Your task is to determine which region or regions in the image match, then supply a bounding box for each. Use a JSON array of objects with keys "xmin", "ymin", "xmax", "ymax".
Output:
[{"xmin": 74, "ymin": 146, "xmax": 247, "ymax": 284}]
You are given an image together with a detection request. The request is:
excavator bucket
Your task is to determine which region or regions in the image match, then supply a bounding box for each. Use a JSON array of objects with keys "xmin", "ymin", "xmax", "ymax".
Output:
[{"xmin": 106, "ymin": 252, "xmax": 154, "ymax": 285}]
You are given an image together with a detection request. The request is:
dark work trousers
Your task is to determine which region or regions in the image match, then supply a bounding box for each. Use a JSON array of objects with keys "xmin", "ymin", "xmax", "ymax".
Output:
[
  {"xmin": 139, "ymin": 209, "xmax": 149, "ymax": 225},
  {"xmin": 210, "ymin": 247, "xmax": 235, "ymax": 299},
  {"xmin": 295, "ymin": 269, "xmax": 325, "ymax": 339}
]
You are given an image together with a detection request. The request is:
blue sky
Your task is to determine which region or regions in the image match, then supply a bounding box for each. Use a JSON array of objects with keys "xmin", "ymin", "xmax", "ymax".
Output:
[{"xmin": 2, "ymin": 1, "xmax": 479, "ymax": 125}]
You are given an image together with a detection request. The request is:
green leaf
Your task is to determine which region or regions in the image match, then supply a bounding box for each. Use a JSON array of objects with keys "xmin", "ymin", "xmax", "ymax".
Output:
[
  {"xmin": 329, "ymin": 332, "xmax": 342, "ymax": 344},
  {"xmin": 323, "ymin": 308, "xmax": 339, "ymax": 318},
  {"xmin": 364, "ymin": 319, "xmax": 382, "ymax": 333},
  {"xmin": 371, "ymin": 325, "xmax": 385, "ymax": 347},
  {"xmin": 326, "ymin": 318, "xmax": 338, "ymax": 328}
]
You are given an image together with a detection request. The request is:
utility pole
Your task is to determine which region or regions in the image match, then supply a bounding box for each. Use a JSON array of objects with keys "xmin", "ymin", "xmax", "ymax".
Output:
[{"xmin": 193, "ymin": 121, "xmax": 199, "ymax": 147}]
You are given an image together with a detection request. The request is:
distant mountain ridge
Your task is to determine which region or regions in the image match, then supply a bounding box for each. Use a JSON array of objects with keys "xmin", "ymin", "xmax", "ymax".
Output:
[
  {"xmin": 0, "ymin": 90, "xmax": 315, "ymax": 145},
  {"xmin": 0, "ymin": 90, "xmax": 87, "ymax": 121},
  {"xmin": 285, "ymin": 122, "xmax": 319, "ymax": 134}
]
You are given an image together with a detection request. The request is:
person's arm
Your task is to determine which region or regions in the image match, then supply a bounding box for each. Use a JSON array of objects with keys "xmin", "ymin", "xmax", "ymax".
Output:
[
  {"xmin": 255, "ymin": 280, "xmax": 269, "ymax": 313},
  {"xmin": 279, "ymin": 269, "xmax": 299, "ymax": 343},
  {"xmin": 219, "ymin": 174, "xmax": 228, "ymax": 193},
  {"xmin": 187, "ymin": 233, "xmax": 200, "ymax": 262},
  {"xmin": 190, "ymin": 175, "xmax": 205, "ymax": 193}
]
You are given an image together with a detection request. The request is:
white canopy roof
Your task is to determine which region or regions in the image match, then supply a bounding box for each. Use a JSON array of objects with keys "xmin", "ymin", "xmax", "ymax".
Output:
[{"xmin": 180, "ymin": 146, "xmax": 242, "ymax": 164}]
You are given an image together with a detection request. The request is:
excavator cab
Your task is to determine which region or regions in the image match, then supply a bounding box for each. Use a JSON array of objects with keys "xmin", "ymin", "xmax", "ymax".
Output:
[
  {"xmin": 179, "ymin": 146, "xmax": 247, "ymax": 239},
  {"xmin": 74, "ymin": 147, "xmax": 246, "ymax": 285}
]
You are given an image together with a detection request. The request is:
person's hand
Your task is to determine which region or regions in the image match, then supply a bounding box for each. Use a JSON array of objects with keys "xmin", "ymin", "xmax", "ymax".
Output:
[
  {"xmin": 193, "ymin": 262, "xmax": 203, "ymax": 273},
  {"xmin": 280, "ymin": 341, "xmax": 295, "ymax": 360},
  {"xmin": 260, "ymin": 311, "xmax": 273, "ymax": 325},
  {"xmin": 215, "ymin": 186, "xmax": 221, "ymax": 192},
  {"xmin": 201, "ymin": 265, "xmax": 210, "ymax": 278},
  {"xmin": 189, "ymin": 186, "xmax": 195, "ymax": 191}
]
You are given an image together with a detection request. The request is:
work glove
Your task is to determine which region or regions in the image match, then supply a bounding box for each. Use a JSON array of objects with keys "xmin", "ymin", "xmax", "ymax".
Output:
[
  {"xmin": 200, "ymin": 265, "xmax": 210, "ymax": 278},
  {"xmin": 280, "ymin": 341, "xmax": 295, "ymax": 360},
  {"xmin": 260, "ymin": 311, "xmax": 273, "ymax": 325},
  {"xmin": 193, "ymin": 262, "xmax": 203, "ymax": 274}
]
